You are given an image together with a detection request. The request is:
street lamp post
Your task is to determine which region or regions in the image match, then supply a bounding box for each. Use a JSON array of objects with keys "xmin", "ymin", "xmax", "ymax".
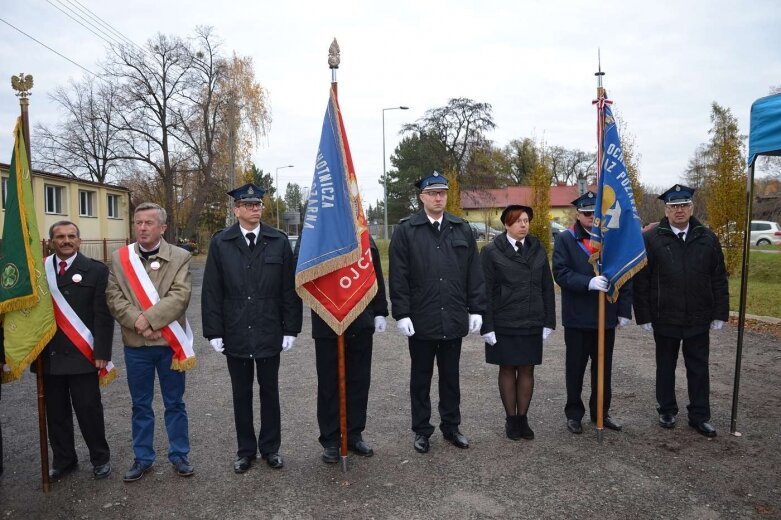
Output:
[
  {"xmin": 382, "ymin": 106, "xmax": 409, "ymax": 240},
  {"xmin": 275, "ymin": 164, "xmax": 294, "ymax": 229}
]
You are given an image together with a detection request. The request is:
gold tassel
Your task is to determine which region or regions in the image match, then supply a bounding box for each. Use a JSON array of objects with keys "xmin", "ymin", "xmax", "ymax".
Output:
[
  {"xmin": 171, "ymin": 356, "xmax": 197, "ymax": 372},
  {"xmin": 99, "ymin": 367, "xmax": 118, "ymax": 387},
  {"xmin": 2, "ymin": 322, "xmax": 56, "ymax": 383}
]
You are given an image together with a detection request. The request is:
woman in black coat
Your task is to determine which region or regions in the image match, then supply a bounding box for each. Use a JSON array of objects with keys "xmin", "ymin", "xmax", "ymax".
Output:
[{"xmin": 480, "ymin": 205, "xmax": 556, "ymax": 440}]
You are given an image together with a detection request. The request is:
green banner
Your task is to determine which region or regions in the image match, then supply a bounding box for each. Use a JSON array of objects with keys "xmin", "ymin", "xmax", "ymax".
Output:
[{"xmin": 1, "ymin": 118, "xmax": 56, "ymax": 383}]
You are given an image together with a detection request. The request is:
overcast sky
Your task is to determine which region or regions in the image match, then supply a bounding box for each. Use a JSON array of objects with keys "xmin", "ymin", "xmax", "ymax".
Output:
[{"xmin": 1, "ymin": 0, "xmax": 779, "ymax": 208}]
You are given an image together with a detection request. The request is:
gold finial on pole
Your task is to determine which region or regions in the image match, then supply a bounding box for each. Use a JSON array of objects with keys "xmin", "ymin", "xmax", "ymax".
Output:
[
  {"xmin": 11, "ymin": 73, "xmax": 34, "ymax": 104},
  {"xmin": 328, "ymin": 38, "xmax": 340, "ymax": 69}
]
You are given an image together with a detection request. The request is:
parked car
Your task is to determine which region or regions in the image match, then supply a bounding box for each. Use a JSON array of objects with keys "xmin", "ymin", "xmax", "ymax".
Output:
[
  {"xmin": 469, "ymin": 222, "xmax": 501, "ymax": 240},
  {"xmin": 750, "ymin": 220, "xmax": 781, "ymax": 246},
  {"xmin": 550, "ymin": 221, "xmax": 566, "ymax": 242}
]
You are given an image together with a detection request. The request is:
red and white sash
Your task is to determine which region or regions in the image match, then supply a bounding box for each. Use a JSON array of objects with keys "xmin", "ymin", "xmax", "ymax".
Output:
[
  {"xmin": 44, "ymin": 255, "xmax": 117, "ymax": 386},
  {"xmin": 118, "ymin": 244, "xmax": 196, "ymax": 371}
]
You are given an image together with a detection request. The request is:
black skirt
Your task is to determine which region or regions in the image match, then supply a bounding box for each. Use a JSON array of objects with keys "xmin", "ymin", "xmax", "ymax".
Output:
[{"xmin": 485, "ymin": 332, "xmax": 543, "ymax": 366}]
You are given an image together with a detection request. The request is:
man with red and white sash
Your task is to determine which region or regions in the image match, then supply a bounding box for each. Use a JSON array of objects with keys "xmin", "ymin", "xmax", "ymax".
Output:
[
  {"xmin": 106, "ymin": 202, "xmax": 195, "ymax": 482},
  {"xmin": 35, "ymin": 221, "xmax": 114, "ymax": 481}
]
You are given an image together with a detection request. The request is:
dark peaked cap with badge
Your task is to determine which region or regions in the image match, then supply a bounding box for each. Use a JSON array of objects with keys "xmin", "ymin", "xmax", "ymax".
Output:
[
  {"xmin": 415, "ymin": 171, "xmax": 449, "ymax": 191},
  {"xmin": 658, "ymin": 184, "xmax": 695, "ymax": 205},
  {"xmin": 571, "ymin": 191, "xmax": 597, "ymax": 212},
  {"xmin": 228, "ymin": 183, "xmax": 265, "ymax": 203}
]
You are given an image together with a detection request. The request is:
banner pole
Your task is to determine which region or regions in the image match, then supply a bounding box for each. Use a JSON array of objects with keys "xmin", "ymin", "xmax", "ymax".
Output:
[
  {"xmin": 594, "ymin": 55, "xmax": 606, "ymax": 443},
  {"xmin": 16, "ymin": 74, "xmax": 51, "ymax": 492}
]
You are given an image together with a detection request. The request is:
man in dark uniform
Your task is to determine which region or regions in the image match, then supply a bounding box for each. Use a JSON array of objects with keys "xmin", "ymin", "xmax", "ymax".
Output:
[
  {"xmin": 37, "ymin": 221, "xmax": 114, "ymax": 480},
  {"xmin": 202, "ymin": 183, "xmax": 302, "ymax": 472},
  {"xmin": 389, "ymin": 171, "xmax": 486, "ymax": 454},
  {"xmin": 309, "ymin": 237, "xmax": 388, "ymax": 463},
  {"xmin": 552, "ymin": 192, "xmax": 632, "ymax": 434},
  {"xmin": 633, "ymin": 184, "xmax": 728, "ymax": 438}
]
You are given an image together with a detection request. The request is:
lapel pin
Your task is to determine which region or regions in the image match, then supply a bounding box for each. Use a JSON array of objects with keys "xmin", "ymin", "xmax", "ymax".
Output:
[
  {"xmin": 150, "ymin": 261, "xmax": 161, "ymax": 271},
  {"xmin": 71, "ymin": 273, "xmax": 82, "ymax": 283}
]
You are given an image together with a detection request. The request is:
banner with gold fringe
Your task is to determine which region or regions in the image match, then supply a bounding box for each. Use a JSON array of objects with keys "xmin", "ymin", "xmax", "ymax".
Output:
[
  {"xmin": 294, "ymin": 87, "xmax": 377, "ymax": 335},
  {"xmin": 0, "ymin": 118, "xmax": 56, "ymax": 383}
]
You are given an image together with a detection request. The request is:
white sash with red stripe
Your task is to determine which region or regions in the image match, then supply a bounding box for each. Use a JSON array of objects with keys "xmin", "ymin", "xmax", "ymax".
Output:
[
  {"xmin": 44, "ymin": 255, "xmax": 117, "ymax": 386},
  {"xmin": 118, "ymin": 244, "xmax": 196, "ymax": 371}
]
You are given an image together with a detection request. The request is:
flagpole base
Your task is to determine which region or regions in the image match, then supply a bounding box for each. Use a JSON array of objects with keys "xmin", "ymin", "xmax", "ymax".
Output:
[
  {"xmin": 341, "ymin": 456, "xmax": 348, "ymax": 473},
  {"xmin": 596, "ymin": 427, "xmax": 604, "ymax": 444}
]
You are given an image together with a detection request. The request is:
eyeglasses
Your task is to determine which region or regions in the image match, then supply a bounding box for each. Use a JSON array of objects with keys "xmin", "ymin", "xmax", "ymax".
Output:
[
  {"xmin": 239, "ymin": 202, "xmax": 263, "ymax": 210},
  {"xmin": 579, "ymin": 211, "xmax": 594, "ymax": 217},
  {"xmin": 667, "ymin": 203, "xmax": 692, "ymax": 210}
]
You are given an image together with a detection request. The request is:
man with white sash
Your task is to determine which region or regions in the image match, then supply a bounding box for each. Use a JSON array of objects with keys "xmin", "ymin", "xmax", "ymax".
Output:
[
  {"xmin": 35, "ymin": 221, "xmax": 114, "ymax": 481},
  {"xmin": 106, "ymin": 202, "xmax": 195, "ymax": 482}
]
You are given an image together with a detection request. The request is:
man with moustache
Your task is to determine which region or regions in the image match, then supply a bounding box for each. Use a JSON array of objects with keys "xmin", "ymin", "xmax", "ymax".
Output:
[{"xmin": 35, "ymin": 221, "xmax": 114, "ymax": 481}]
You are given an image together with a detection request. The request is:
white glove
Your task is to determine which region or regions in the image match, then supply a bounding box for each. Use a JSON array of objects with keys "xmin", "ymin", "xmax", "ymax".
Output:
[
  {"xmin": 481, "ymin": 331, "xmax": 497, "ymax": 345},
  {"xmin": 281, "ymin": 335, "xmax": 296, "ymax": 352},
  {"xmin": 468, "ymin": 314, "xmax": 483, "ymax": 334},
  {"xmin": 542, "ymin": 327, "xmax": 553, "ymax": 340},
  {"xmin": 710, "ymin": 320, "xmax": 725, "ymax": 330},
  {"xmin": 618, "ymin": 317, "xmax": 631, "ymax": 329},
  {"xmin": 374, "ymin": 316, "xmax": 387, "ymax": 333},
  {"xmin": 640, "ymin": 323, "xmax": 653, "ymax": 332},
  {"xmin": 588, "ymin": 275, "xmax": 609, "ymax": 292},
  {"xmin": 396, "ymin": 317, "xmax": 415, "ymax": 337},
  {"xmin": 209, "ymin": 338, "xmax": 224, "ymax": 353}
]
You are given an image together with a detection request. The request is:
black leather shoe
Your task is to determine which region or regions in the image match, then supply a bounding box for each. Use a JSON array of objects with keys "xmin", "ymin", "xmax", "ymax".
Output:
[
  {"xmin": 505, "ymin": 417, "xmax": 521, "ymax": 440},
  {"xmin": 348, "ymin": 440, "xmax": 374, "ymax": 457},
  {"xmin": 321, "ymin": 447, "xmax": 339, "ymax": 464},
  {"xmin": 233, "ymin": 456, "xmax": 255, "ymax": 473},
  {"xmin": 49, "ymin": 461, "xmax": 78, "ymax": 481},
  {"xmin": 689, "ymin": 420, "xmax": 717, "ymax": 438},
  {"xmin": 659, "ymin": 413, "xmax": 677, "ymax": 429},
  {"xmin": 123, "ymin": 461, "xmax": 153, "ymax": 482},
  {"xmin": 519, "ymin": 415, "xmax": 535, "ymax": 440},
  {"xmin": 413, "ymin": 434, "xmax": 430, "ymax": 454},
  {"xmin": 567, "ymin": 419, "xmax": 583, "ymax": 434},
  {"xmin": 172, "ymin": 457, "xmax": 194, "ymax": 477},
  {"xmin": 602, "ymin": 416, "xmax": 623, "ymax": 431},
  {"xmin": 262, "ymin": 452, "xmax": 284, "ymax": 469},
  {"xmin": 443, "ymin": 430, "xmax": 469, "ymax": 449},
  {"xmin": 93, "ymin": 462, "xmax": 111, "ymax": 480}
]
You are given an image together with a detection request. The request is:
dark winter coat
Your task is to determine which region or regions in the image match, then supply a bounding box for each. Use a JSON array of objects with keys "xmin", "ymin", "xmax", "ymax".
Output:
[
  {"xmin": 35, "ymin": 253, "xmax": 114, "ymax": 375},
  {"xmin": 389, "ymin": 210, "xmax": 486, "ymax": 341},
  {"xmin": 480, "ymin": 233, "xmax": 556, "ymax": 335},
  {"xmin": 201, "ymin": 222, "xmax": 302, "ymax": 358},
  {"xmin": 633, "ymin": 216, "xmax": 729, "ymax": 338},
  {"xmin": 311, "ymin": 237, "xmax": 389, "ymax": 339},
  {"xmin": 552, "ymin": 222, "xmax": 632, "ymax": 329}
]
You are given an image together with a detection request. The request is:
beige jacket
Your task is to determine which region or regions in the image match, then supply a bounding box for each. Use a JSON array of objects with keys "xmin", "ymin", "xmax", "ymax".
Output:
[{"xmin": 106, "ymin": 239, "xmax": 192, "ymax": 347}]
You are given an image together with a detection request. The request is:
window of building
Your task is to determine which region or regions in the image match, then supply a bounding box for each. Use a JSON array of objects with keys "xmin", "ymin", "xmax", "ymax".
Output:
[
  {"xmin": 45, "ymin": 185, "xmax": 64, "ymax": 214},
  {"xmin": 107, "ymin": 193, "xmax": 120, "ymax": 218},
  {"xmin": 1, "ymin": 177, "xmax": 7, "ymax": 210},
  {"xmin": 79, "ymin": 190, "xmax": 96, "ymax": 217}
]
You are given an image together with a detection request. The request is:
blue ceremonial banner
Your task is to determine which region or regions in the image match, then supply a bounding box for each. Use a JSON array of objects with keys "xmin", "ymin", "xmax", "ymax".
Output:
[
  {"xmin": 589, "ymin": 102, "xmax": 647, "ymax": 303},
  {"xmin": 295, "ymin": 87, "xmax": 377, "ymax": 334}
]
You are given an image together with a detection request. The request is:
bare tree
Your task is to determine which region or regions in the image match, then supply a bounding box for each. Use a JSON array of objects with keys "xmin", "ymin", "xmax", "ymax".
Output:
[
  {"xmin": 548, "ymin": 146, "xmax": 597, "ymax": 185},
  {"xmin": 106, "ymin": 33, "xmax": 194, "ymax": 241},
  {"xmin": 34, "ymin": 76, "xmax": 123, "ymax": 184}
]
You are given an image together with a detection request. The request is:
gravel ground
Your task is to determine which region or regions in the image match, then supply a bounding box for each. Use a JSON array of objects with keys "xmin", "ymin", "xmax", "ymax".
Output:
[{"xmin": 0, "ymin": 256, "xmax": 779, "ymax": 519}]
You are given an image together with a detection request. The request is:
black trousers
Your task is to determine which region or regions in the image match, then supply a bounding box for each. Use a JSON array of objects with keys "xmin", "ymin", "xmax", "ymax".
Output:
[
  {"xmin": 315, "ymin": 331, "xmax": 373, "ymax": 448},
  {"xmin": 44, "ymin": 372, "xmax": 110, "ymax": 469},
  {"xmin": 564, "ymin": 327, "xmax": 616, "ymax": 422},
  {"xmin": 408, "ymin": 337, "xmax": 462, "ymax": 437},
  {"xmin": 226, "ymin": 354, "xmax": 281, "ymax": 458},
  {"xmin": 654, "ymin": 332, "xmax": 710, "ymax": 422}
]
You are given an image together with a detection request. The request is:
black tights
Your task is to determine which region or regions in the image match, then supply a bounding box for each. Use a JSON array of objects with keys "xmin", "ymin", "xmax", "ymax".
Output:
[{"xmin": 498, "ymin": 365, "xmax": 535, "ymax": 416}]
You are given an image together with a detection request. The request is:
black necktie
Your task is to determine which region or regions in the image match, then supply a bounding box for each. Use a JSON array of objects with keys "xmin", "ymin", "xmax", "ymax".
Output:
[
  {"xmin": 432, "ymin": 221, "xmax": 440, "ymax": 233},
  {"xmin": 246, "ymin": 232, "xmax": 256, "ymax": 251},
  {"xmin": 516, "ymin": 240, "xmax": 523, "ymax": 253},
  {"xmin": 678, "ymin": 231, "xmax": 685, "ymax": 242}
]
